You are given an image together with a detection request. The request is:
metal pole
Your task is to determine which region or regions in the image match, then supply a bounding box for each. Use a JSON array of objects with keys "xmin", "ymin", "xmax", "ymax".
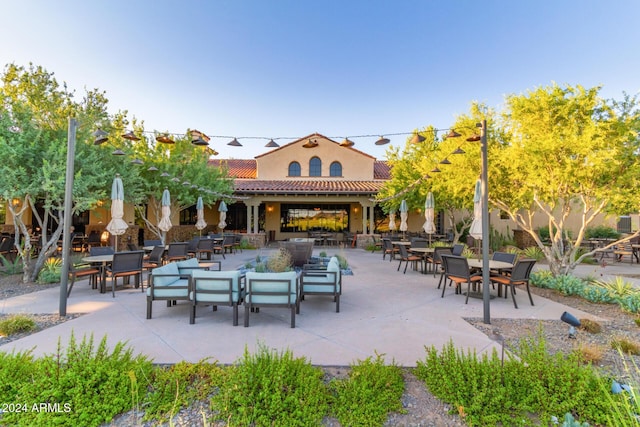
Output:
[
  {"xmin": 480, "ymin": 119, "xmax": 491, "ymax": 324},
  {"xmin": 59, "ymin": 117, "xmax": 77, "ymax": 317}
]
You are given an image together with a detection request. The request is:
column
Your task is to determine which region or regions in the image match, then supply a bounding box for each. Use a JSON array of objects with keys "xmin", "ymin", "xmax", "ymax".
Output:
[
  {"xmin": 246, "ymin": 204, "xmax": 252, "ymax": 233},
  {"xmin": 369, "ymin": 205, "xmax": 374, "ymax": 234},
  {"xmin": 360, "ymin": 202, "xmax": 367, "ymax": 234}
]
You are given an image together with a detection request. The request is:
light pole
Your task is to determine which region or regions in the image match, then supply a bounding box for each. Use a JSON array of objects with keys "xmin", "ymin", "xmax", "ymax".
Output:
[
  {"xmin": 59, "ymin": 117, "xmax": 77, "ymax": 317},
  {"xmin": 479, "ymin": 119, "xmax": 490, "ymax": 324}
]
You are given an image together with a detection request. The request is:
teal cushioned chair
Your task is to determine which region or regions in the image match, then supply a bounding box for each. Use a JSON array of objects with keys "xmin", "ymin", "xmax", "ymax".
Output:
[
  {"xmin": 244, "ymin": 271, "xmax": 299, "ymax": 328},
  {"xmin": 189, "ymin": 270, "xmax": 244, "ymax": 325},
  {"xmin": 146, "ymin": 262, "xmax": 191, "ymax": 319},
  {"xmin": 300, "ymin": 258, "xmax": 342, "ymax": 312}
]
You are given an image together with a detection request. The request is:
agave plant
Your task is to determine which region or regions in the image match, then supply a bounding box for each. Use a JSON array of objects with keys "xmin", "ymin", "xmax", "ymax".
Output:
[{"xmin": 591, "ymin": 276, "xmax": 638, "ymax": 299}]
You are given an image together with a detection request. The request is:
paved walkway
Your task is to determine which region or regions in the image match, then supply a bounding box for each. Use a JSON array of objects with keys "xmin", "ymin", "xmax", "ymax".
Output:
[{"xmin": 1, "ymin": 248, "xmax": 637, "ymax": 367}]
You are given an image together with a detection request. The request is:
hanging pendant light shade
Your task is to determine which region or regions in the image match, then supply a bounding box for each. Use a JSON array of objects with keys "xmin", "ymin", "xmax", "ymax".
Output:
[
  {"xmin": 156, "ymin": 134, "xmax": 175, "ymax": 144},
  {"xmin": 131, "ymin": 158, "xmax": 143, "ymax": 165},
  {"xmin": 147, "ymin": 166, "xmax": 158, "ymax": 171},
  {"xmin": 452, "ymin": 147, "xmax": 466, "ymax": 155},
  {"xmin": 160, "ymin": 172, "xmax": 170, "ymax": 177},
  {"xmin": 265, "ymin": 139, "xmax": 279, "ymax": 148},
  {"xmin": 227, "ymin": 138, "xmax": 242, "ymax": 147},
  {"xmin": 439, "ymin": 158, "xmax": 451, "ymax": 165},
  {"xmin": 191, "ymin": 129, "xmax": 210, "ymax": 142},
  {"xmin": 375, "ymin": 136, "xmax": 390, "ymax": 145},
  {"xmin": 122, "ymin": 130, "xmax": 140, "ymax": 141},
  {"xmin": 446, "ymin": 129, "xmax": 461, "ymax": 139},
  {"xmin": 466, "ymin": 134, "xmax": 481, "ymax": 142},
  {"xmin": 191, "ymin": 137, "xmax": 209, "ymax": 146},
  {"xmin": 112, "ymin": 149, "xmax": 125, "ymax": 156},
  {"xmin": 411, "ymin": 133, "xmax": 425, "ymax": 144},
  {"xmin": 171, "ymin": 177, "xmax": 181, "ymax": 182},
  {"xmin": 340, "ymin": 138, "xmax": 354, "ymax": 147},
  {"xmin": 431, "ymin": 167, "xmax": 441, "ymax": 173},
  {"xmin": 93, "ymin": 129, "xmax": 109, "ymax": 145}
]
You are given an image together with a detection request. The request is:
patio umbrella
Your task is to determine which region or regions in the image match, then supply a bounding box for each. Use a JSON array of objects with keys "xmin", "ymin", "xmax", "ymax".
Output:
[
  {"xmin": 399, "ymin": 199, "xmax": 408, "ymax": 239},
  {"xmin": 388, "ymin": 208, "xmax": 397, "ymax": 232},
  {"xmin": 158, "ymin": 188, "xmax": 172, "ymax": 244},
  {"xmin": 469, "ymin": 179, "xmax": 483, "ymax": 240},
  {"xmin": 218, "ymin": 200, "xmax": 228, "ymax": 234},
  {"xmin": 195, "ymin": 196, "xmax": 207, "ymax": 234},
  {"xmin": 105, "ymin": 174, "xmax": 128, "ymax": 250},
  {"xmin": 423, "ymin": 192, "xmax": 435, "ymax": 245}
]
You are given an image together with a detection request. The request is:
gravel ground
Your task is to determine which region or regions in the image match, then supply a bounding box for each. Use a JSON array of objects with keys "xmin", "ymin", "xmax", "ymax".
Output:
[{"xmin": 1, "ymin": 275, "xmax": 639, "ymax": 426}]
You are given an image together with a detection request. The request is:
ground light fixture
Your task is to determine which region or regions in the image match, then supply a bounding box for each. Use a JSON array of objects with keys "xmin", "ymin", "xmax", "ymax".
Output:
[{"xmin": 560, "ymin": 311, "xmax": 581, "ymax": 339}]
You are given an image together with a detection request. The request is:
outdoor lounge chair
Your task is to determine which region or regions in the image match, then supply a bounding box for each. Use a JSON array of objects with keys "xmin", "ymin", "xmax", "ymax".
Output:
[
  {"xmin": 244, "ymin": 271, "xmax": 299, "ymax": 328},
  {"xmin": 300, "ymin": 256, "xmax": 341, "ymax": 312},
  {"xmin": 190, "ymin": 270, "xmax": 244, "ymax": 325}
]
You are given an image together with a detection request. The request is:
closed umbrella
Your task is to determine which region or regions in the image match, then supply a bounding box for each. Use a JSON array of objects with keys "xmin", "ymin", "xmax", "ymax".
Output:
[
  {"xmin": 218, "ymin": 200, "xmax": 228, "ymax": 234},
  {"xmin": 423, "ymin": 192, "xmax": 435, "ymax": 245},
  {"xmin": 158, "ymin": 188, "xmax": 172, "ymax": 244},
  {"xmin": 388, "ymin": 208, "xmax": 397, "ymax": 232},
  {"xmin": 399, "ymin": 199, "xmax": 408, "ymax": 239},
  {"xmin": 195, "ymin": 196, "xmax": 207, "ymax": 234},
  {"xmin": 469, "ymin": 179, "xmax": 483, "ymax": 240},
  {"xmin": 105, "ymin": 174, "xmax": 128, "ymax": 250}
]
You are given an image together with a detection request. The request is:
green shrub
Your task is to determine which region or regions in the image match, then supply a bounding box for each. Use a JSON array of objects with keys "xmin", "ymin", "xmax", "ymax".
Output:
[
  {"xmin": 0, "ymin": 314, "xmax": 36, "ymax": 335},
  {"xmin": 0, "ymin": 349, "xmax": 38, "ymax": 403},
  {"xmin": 212, "ymin": 345, "xmax": 329, "ymax": 426},
  {"xmin": 37, "ymin": 257, "xmax": 62, "ymax": 284},
  {"xmin": 590, "ymin": 276, "xmax": 637, "ymax": 299},
  {"xmin": 144, "ymin": 358, "xmax": 223, "ymax": 423},
  {"xmin": 333, "ymin": 253, "xmax": 349, "ymax": 269},
  {"xmin": 415, "ymin": 330, "xmax": 613, "ymax": 426},
  {"xmin": 0, "ymin": 254, "xmax": 23, "ymax": 275},
  {"xmin": 330, "ymin": 353, "xmax": 404, "ymax": 426},
  {"xmin": 1, "ymin": 332, "xmax": 153, "ymax": 427},
  {"xmin": 585, "ymin": 225, "xmax": 620, "ymax": 240},
  {"xmin": 600, "ymin": 348, "xmax": 640, "ymax": 426},
  {"xmin": 521, "ymin": 246, "xmax": 545, "ymax": 261}
]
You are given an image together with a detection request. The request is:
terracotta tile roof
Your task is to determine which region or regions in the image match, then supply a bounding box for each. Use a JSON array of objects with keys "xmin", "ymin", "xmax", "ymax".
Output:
[
  {"xmin": 208, "ymin": 159, "xmax": 256, "ymax": 179},
  {"xmin": 233, "ymin": 179, "xmax": 384, "ymax": 195},
  {"xmin": 374, "ymin": 161, "xmax": 391, "ymax": 179}
]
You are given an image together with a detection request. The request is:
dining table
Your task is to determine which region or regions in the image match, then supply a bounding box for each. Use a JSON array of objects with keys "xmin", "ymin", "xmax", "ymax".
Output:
[
  {"xmin": 408, "ymin": 247, "xmax": 435, "ymax": 273},
  {"xmin": 465, "ymin": 258, "xmax": 514, "ymax": 298},
  {"xmin": 81, "ymin": 254, "xmax": 114, "ymax": 293}
]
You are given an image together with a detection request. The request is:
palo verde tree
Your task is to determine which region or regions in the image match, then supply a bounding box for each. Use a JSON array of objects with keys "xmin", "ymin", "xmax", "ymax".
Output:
[
  {"xmin": 377, "ymin": 104, "xmax": 497, "ymax": 243},
  {"xmin": 0, "ymin": 63, "xmax": 138, "ymax": 282},
  {"xmin": 490, "ymin": 84, "xmax": 640, "ymax": 275}
]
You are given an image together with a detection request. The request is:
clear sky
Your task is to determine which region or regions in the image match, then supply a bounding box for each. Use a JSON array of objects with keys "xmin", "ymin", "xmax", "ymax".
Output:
[{"xmin": 1, "ymin": 0, "xmax": 639, "ymax": 160}]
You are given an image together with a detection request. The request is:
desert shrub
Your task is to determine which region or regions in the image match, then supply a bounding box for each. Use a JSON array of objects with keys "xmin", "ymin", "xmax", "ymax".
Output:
[
  {"xmin": 37, "ymin": 257, "xmax": 62, "ymax": 284},
  {"xmin": 590, "ymin": 276, "xmax": 637, "ymax": 299},
  {"xmin": 0, "ymin": 254, "xmax": 23, "ymax": 275},
  {"xmin": 611, "ymin": 337, "xmax": 640, "ymax": 356},
  {"xmin": 575, "ymin": 343, "xmax": 605, "ymax": 365},
  {"xmin": 212, "ymin": 345, "xmax": 329, "ymax": 426},
  {"xmin": 330, "ymin": 353, "xmax": 404, "ymax": 426},
  {"xmin": 1, "ymin": 332, "xmax": 153, "ymax": 426},
  {"xmin": 600, "ymin": 348, "xmax": 640, "ymax": 426},
  {"xmin": 521, "ymin": 246, "xmax": 545, "ymax": 261},
  {"xmin": 266, "ymin": 248, "xmax": 293, "ymax": 272},
  {"xmin": 0, "ymin": 313, "xmax": 36, "ymax": 335},
  {"xmin": 579, "ymin": 318, "xmax": 602, "ymax": 334},
  {"xmin": 333, "ymin": 253, "xmax": 349, "ymax": 269},
  {"xmin": 144, "ymin": 358, "xmax": 223, "ymax": 423},
  {"xmin": 416, "ymin": 330, "xmax": 613, "ymax": 426}
]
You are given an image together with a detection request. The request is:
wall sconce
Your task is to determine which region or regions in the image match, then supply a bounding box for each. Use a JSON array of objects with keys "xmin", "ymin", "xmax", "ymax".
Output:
[
  {"xmin": 353, "ymin": 207, "xmax": 359, "ymax": 213},
  {"xmin": 11, "ymin": 198, "xmax": 21, "ymax": 207},
  {"xmin": 100, "ymin": 231, "xmax": 110, "ymax": 245},
  {"xmin": 267, "ymin": 205, "xmax": 274, "ymax": 213}
]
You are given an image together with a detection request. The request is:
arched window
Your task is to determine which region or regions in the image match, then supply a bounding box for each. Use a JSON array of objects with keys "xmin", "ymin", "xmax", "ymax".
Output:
[
  {"xmin": 309, "ymin": 157, "xmax": 322, "ymax": 176},
  {"xmin": 329, "ymin": 161, "xmax": 342, "ymax": 177},
  {"xmin": 288, "ymin": 161, "xmax": 301, "ymax": 176}
]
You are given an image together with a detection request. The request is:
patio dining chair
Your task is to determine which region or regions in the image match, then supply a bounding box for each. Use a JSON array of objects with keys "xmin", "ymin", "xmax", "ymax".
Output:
[
  {"xmin": 104, "ymin": 250, "xmax": 145, "ymax": 297},
  {"xmin": 490, "ymin": 259, "xmax": 536, "ymax": 308},
  {"xmin": 397, "ymin": 244, "xmax": 423, "ymax": 274},
  {"xmin": 165, "ymin": 242, "xmax": 189, "ymax": 263},
  {"xmin": 440, "ymin": 254, "xmax": 482, "ymax": 303},
  {"xmin": 381, "ymin": 238, "xmax": 398, "ymax": 261},
  {"xmin": 428, "ymin": 246, "xmax": 452, "ymax": 279}
]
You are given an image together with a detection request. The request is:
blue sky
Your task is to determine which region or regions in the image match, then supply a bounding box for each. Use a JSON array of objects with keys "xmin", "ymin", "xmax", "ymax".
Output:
[{"xmin": 1, "ymin": 0, "xmax": 639, "ymax": 160}]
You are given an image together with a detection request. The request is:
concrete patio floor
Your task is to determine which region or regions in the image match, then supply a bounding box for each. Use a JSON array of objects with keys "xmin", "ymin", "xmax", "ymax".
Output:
[{"xmin": 1, "ymin": 247, "xmax": 635, "ymax": 367}]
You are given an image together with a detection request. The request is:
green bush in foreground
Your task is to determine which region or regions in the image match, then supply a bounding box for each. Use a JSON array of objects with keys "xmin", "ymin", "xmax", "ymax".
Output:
[
  {"xmin": 0, "ymin": 332, "xmax": 153, "ymax": 427},
  {"xmin": 415, "ymin": 329, "xmax": 618, "ymax": 426},
  {"xmin": 211, "ymin": 345, "xmax": 329, "ymax": 426},
  {"xmin": 330, "ymin": 353, "xmax": 404, "ymax": 426},
  {"xmin": 144, "ymin": 358, "xmax": 224, "ymax": 423},
  {"xmin": 0, "ymin": 313, "xmax": 36, "ymax": 335}
]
